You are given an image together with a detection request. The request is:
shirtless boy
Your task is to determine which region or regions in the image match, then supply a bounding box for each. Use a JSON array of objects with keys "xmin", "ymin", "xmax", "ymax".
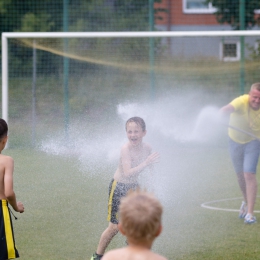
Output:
[
  {"xmin": 0, "ymin": 119, "xmax": 24, "ymax": 259},
  {"xmin": 102, "ymin": 190, "xmax": 167, "ymax": 260},
  {"xmin": 90, "ymin": 117, "xmax": 159, "ymax": 260}
]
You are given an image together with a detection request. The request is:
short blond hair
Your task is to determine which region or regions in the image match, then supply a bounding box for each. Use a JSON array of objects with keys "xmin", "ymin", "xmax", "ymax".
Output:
[
  {"xmin": 250, "ymin": 82, "xmax": 260, "ymax": 91},
  {"xmin": 119, "ymin": 190, "xmax": 163, "ymax": 242}
]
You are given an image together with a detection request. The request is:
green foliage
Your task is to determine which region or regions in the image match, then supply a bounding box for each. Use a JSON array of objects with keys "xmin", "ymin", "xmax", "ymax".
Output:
[
  {"xmin": 20, "ymin": 13, "xmax": 55, "ymax": 32},
  {"xmin": 0, "ymin": 0, "xmax": 166, "ymax": 76},
  {"xmin": 0, "ymin": 0, "xmax": 166, "ymax": 33},
  {"xmin": 0, "ymin": 0, "xmax": 63, "ymax": 32},
  {"xmin": 67, "ymin": 0, "xmax": 166, "ymax": 61},
  {"xmin": 206, "ymin": 0, "xmax": 260, "ymax": 29},
  {"xmin": 0, "ymin": 0, "xmax": 64, "ymax": 75},
  {"xmin": 113, "ymin": 0, "xmax": 165, "ymax": 31},
  {"xmin": 0, "ymin": 0, "xmax": 11, "ymax": 14},
  {"xmin": 68, "ymin": 0, "xmax": 166, "ymax": 32}
]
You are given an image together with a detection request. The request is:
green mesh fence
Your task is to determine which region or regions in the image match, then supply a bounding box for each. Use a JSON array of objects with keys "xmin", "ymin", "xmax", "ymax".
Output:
[{"xmin": 1, "ymin": 1, "xmax": 260, "ymax": 147}]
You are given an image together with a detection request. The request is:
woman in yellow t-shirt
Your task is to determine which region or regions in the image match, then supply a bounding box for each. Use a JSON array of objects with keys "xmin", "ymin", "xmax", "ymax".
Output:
[{"xmin": 220, "ymin": 82, "xmax": 260, "ymax": 224}]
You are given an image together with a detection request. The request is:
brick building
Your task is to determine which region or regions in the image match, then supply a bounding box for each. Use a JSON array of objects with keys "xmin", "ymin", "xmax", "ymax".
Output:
[{"xmin": 154, "ymin": 0, "xmax": 260, "ymax": 61}]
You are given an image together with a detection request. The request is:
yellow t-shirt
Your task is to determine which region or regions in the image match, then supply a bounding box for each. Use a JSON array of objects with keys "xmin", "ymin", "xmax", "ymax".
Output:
[{"xmin": 229, "ymin": 94, "xmax": 260, "ymax": 143}]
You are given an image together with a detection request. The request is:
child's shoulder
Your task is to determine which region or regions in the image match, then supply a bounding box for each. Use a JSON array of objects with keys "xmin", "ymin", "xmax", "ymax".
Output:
[
  {"xmin": 121, "ymin": 142, "xmax": 129, "ymax": 149},
  {"xmin": 120, "ymin": 142, "xmax": 152, "ymax": 152},
  {"xmin": 0, "ymin": 154, "xmax": 13, "ymax": 164},
  {"xmin": 103, "ymin": 248, "xmax": 167, "ymax": 260},
  {"xmin": 102, "ymin": 248, "xmax": 126, "ymax": 260},
  {"xmin": 120, "ymin": 143, "xmax": 130, "ymax": 153},
  {"xmin": 141, "ymin": 142, "xmax": 153, "ymax": 153},
  {"xmin": 148, "ymin": 251, "xmax": 168, "ymax": 260},
  {"xmin": 154, "ymin": 253, "xmax": 168, "ymax": 260},
  {"xmin": 142, "ymin": 142, "xmax": 152, "ymax": 149}
]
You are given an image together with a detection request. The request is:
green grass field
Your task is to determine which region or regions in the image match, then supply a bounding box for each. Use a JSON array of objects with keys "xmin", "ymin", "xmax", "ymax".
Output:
[
  {"xmin": 3, "ymin": 55, "xmax": 260, "ymax": 259},
  {"xmin": 4, "ymin": 143, "xmax": 260, "ymax": 260}
]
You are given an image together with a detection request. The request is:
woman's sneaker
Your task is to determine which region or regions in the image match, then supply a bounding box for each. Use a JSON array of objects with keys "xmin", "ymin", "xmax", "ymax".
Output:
[
  {"xmin": 244, "ymin": 213, "xmax": 257, "ymax": 224},
  {"xmin": 239, "ymin": 201, "xmax": 247, "ymax": 219}
]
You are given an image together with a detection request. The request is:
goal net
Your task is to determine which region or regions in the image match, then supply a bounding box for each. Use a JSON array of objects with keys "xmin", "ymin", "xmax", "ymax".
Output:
[{"xmin": 2, "ymin": 31, "xmax": 260, "ymax": 148}]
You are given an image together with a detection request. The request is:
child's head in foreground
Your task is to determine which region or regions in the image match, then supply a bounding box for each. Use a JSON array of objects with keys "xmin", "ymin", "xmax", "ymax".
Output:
[{"xmin": 119, "ymin": 190, "xmax": 163, "ymax": 243}]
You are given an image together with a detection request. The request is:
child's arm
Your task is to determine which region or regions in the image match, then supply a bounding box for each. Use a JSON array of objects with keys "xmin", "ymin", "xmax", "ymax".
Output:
[
  {"xmin": 4, "ymin": 156, "xmax": 24, "ymax": 213},
  {"xmin": 121, "ymin": 146, "xmax": 159, "ymax": 178}
]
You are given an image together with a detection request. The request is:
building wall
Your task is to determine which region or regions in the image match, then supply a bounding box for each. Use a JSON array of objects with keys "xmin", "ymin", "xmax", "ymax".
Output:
[
  {"xmin": 154, "ymin": 0, "xmax": 259, "ymax": 60},
  {"xmin": 155, "ymin": 0, "xmax": 219, "ymax": 26}
]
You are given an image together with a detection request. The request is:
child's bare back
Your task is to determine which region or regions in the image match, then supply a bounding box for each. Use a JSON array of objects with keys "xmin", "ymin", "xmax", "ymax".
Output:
[
  {"xmin": 0, "ymin": 153, "xmax": 24, "ymax": 212},
  {"xmin": 103, "ymin": 247, "xmax": 167, "ymax": 260},
  {"xmin": 0, "ymin": 154, "xmax": 14, "ymax": 199}
]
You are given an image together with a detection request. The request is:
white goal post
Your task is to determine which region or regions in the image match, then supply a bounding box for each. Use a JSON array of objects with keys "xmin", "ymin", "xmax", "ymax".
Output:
[{"xmin": 2, "ymin": 30, "xmax": 260, "ymax": 124}]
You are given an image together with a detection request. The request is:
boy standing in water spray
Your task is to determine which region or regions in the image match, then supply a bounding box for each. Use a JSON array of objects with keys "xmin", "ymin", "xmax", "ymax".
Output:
[
  {"xmin": 220, "ymin": 82, "xmax": 260, "ymax": 224},
  {"xmin": 0, "ymin": 119, "xmax": 24, "ymax": 259},
  {"xmin": 102, "ymin": 190, "xmax": 167, "ymax": 260},
  {"xmin": 90, "ymin": 117, "xmax": 160, "ymax": 260}
]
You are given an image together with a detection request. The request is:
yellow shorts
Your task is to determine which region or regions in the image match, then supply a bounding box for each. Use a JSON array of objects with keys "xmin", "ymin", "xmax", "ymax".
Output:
[
  {"xmin": 107, "ymin": 179, "xmax": 139, "ymax": 224},
  {"xmin": 0, "ymin": 200, "xmax": 19, "ymax": 260}
]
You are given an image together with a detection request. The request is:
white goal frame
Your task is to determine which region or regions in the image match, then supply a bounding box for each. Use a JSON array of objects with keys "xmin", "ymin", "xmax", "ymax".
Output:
[{"xmin": 2, "ymin": 30, "xmax": 260, "ymax": 124}]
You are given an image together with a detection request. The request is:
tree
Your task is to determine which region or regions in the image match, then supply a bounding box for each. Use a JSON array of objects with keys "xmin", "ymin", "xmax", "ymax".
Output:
[
  {"xmin": 0, "ymin": 0, "xmax": 63, "ymax": 33},
  {"xmin": 67, "ymin": 0, "xmax": 167, "ymax": 62},
  {"xmin": 206, "ymin": 0, "xmax": 260, "ymax": 29},
  {"xmin": 0, "ymin": 0, "xmax": 166, "ymax": 74}
]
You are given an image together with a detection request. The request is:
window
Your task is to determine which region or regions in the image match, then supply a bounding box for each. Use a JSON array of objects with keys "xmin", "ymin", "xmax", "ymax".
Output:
[
  {"xmin": 183, "ymin": 0, "xmax": 216, "ymax": 13},
  {"xmin": 220, "ymin": 42, "xmax": 240, "ymax": 62}
]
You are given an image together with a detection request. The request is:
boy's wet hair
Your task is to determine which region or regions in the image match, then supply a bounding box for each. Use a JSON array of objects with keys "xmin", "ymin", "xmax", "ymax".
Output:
[
  {"xmin": 119, "ymin": 190, "xmax": 163, "ymax": 242},
  {"xmin": 125, "ymin": 117, "xmax": 146, "ymax": 132},
  {"xmin": 0, "ymin": 119, "xmax": 8, "ymax": 140}
]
